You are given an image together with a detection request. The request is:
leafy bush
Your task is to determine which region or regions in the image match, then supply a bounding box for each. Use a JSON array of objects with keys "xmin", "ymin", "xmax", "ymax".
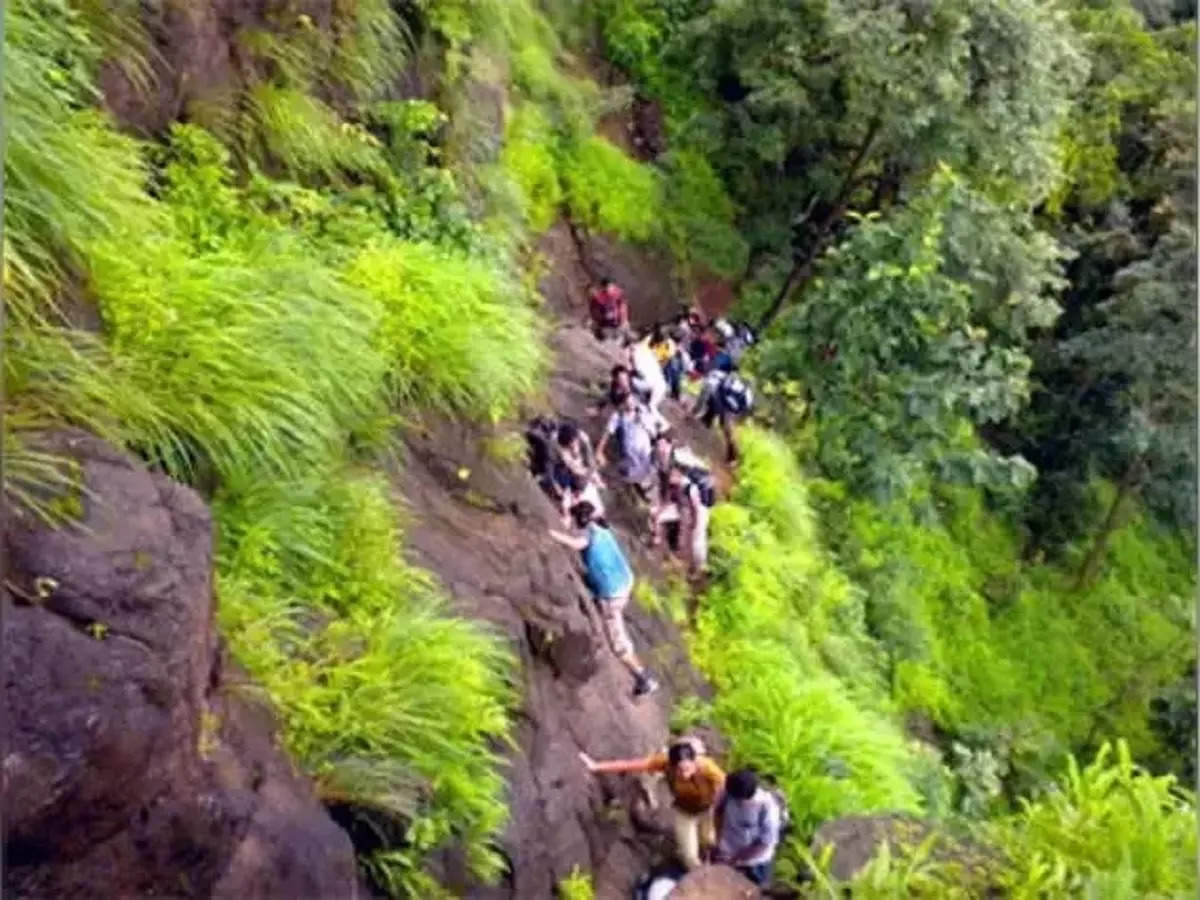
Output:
[
  {"xmin": 695, "ymin": 428, "xmax": 926, "ymax": 863},
  {"xmin": 561, "ymin": 136, "xmax": 663, "ymax": 242},
  {"xmin": 501, "ymin": 104, "xmax": 566, "ymax": 232},
  {"xmin": 660, "ymin": 149, "xmax": 749, "ymax": 279},
  {"xmin": 216, "ymin": 470, "xmax": 515, "ymax": 891},
  {"xmin": 992, "ymin": 741, "xmax": 1196, "ymax": 897},
  {"xmin": 557, "ymin": 866, "xmax": 595, "ymax": 900}
]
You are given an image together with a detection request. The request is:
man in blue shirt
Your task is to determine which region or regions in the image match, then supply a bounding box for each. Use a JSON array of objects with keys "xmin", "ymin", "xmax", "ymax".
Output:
[
  {"xmin": 549, "ymin": 501, "xmax": 659, "ymax": 698},
  {"xmin": 713, "ymin": 769, "xmax": 782, "ymax": 885}
]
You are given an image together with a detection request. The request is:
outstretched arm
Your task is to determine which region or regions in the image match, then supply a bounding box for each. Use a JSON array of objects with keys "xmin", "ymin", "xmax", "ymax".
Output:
[
  {"xmin": 549, "ymin": 529, "xmax": 588, "ymax": 551},
  {"xmin": 579, "ymin": 752, "xmax": 656, "ymax": 776}
]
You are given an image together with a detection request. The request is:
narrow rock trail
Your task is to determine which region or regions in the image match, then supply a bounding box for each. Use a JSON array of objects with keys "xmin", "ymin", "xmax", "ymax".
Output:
[{"xmin": 394, "ymin": 222, "xmax": 733, "ymax": 898}]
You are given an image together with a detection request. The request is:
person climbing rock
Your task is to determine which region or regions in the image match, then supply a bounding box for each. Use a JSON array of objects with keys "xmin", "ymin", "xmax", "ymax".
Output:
[
  {"xmin": 647, "ymin": 324, "xmax": 684, "ymax": 402},
  {"xmin": 652, "ymin": 464, "xmax": 713, "ymax": 577},
  {"xmin": 579, "ymin": 739, "xmax": 725, "ymax": 869},
  {"xmin": 592, "ymin": 365, "xmax": 651, "ymax": 416},
  {"xmin": 597, "ymin": 391, "xmax": 668, "ymax": 501},
  {"xmin": 589, "ymin": 277, "xmax": 630, "ymax": 342},
  {"xmin": 693, "ymin": 366, "xmax": 754, "ymax": 465},
  {"xmin": 550, "ymin": 501, "xmax": 658, "ymax": 698},
  {"xmin": 713, "ymin": 769, "xmax": 783, "ymax": 886},
  {"xmin": 559, "ymin": 470, "xmax": 605, "ymax": 526},
  {"xmin": 556, "ymin": 421, "xmax": 600, "ymax": 486},
  {"xmin": 626, "ymin": 334, "xmax": 668, "ymax": 412}
]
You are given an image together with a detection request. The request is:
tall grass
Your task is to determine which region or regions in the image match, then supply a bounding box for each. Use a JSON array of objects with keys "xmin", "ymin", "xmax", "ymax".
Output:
[
  {"xmin": 215, "ymin": 471, "xmax": 515, "ymax": 891},
  {"xmin": 345, "ymin": 239, "xmax": 545, "ymax": 421},
  {"xmin": 693, "ymin": 428, "xmax": 926, "ymax": 879}
]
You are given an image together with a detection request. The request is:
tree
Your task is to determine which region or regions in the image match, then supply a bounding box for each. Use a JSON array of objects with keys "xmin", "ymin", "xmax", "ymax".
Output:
[
  {"xmin": 757, "ymin": 168, "xmax": 1061, "ymax": 500},
  {"xmin": 1062, "ymin": 223, "xmax": 1197, "ymax": 586},
  {"xmin": 669, "ymin": 0, "xmax": 1086, "ymax": 329}
]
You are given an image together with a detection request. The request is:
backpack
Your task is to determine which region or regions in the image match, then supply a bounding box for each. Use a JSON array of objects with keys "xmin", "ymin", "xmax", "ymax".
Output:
[
  {"xmin": 681, "ymin": 465, "xmax": 716, "ymax": 507},
  {"xmin": 718, "ymin": 373, "xmax": 754, "ymax": 415},
  {"xmin": 525, "ymin": 416, "xmax": 557, "ymax": 477}
]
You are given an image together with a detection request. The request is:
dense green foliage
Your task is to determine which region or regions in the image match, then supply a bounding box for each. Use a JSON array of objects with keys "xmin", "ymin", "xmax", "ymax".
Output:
[
  {"xmin": 3, "ymin": 0, "xmax": 572, "ymax": 891},
  {"xmin": 7, "ymin": 0, "xmax": 1196, "ymax": 894}
]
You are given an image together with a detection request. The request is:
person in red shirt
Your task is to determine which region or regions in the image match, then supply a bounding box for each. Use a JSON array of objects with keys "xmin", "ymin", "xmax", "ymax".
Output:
[{"xmin": 588, "ymin": 278, "xmax": 630, "ymax": 341}]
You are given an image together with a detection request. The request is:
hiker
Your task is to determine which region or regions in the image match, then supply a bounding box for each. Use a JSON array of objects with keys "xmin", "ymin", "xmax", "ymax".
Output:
[
  {"xmin": 526, "ymin": 416, "xmax": 564, "ymax": 498},
  {"xmin": 597, "ymin": 391, "xmax": 668, "ymax": 501},
  {"xmin": 560, "ymin": 470, "xmax": 605, "ymax": 526},
  {"xmin": 579, "ymin": 738, "xmax": 725, "ymax": 869},
  {"xmin": 693, "ymin": 366, "xmax": 754, "ymax": 464},
  {"xmin": 556, "ymin": 421, "xmax": 600, "ymax": 486},
  {"xmin": 725, "ymin": 321, "xmax": 756, "ymax": 365},
  {"xmin": 549, "ymin": 501, "xmax": 658, "ymax": 698},
  {"xmin": 589, "ymin": 278, "xmax": 630, "ymax": 341},
  {"xmin": 648, "ymin": 323, "xmax": 685, "ymax": 401},
  {"xmin": 627, "ymin": 335, "xmax": 668, "ymax": 412},
  {"xmin": 713, "ymin": 769, "xmax": 783, "ymax": 887},
  {"xmin": 593, "ymin": 365, "xmax": 652, "ymax": 416},
  {"xmin": 649, "ymin": 434, "xmax": 715, "ymax": 575},
  {"xmin": 652, "ymin": 464, "xmax": 713, "ymax": 576}
]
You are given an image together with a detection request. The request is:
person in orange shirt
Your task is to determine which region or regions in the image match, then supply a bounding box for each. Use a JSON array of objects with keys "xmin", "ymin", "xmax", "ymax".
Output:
[{"xmin": 580, "ymin": 740, "xmax": 725, "ymax": 869}]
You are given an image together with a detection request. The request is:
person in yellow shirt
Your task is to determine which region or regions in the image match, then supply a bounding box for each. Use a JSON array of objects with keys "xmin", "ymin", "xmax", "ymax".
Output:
[{"xmin": 580, "ymin": 740, "xmax": 725, "ymax": 869}]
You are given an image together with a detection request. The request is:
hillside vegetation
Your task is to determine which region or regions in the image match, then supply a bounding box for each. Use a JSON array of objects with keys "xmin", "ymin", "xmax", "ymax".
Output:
[{"xmin": 5, "ymin": 0, "xmax": 1195, "ymax": 895}]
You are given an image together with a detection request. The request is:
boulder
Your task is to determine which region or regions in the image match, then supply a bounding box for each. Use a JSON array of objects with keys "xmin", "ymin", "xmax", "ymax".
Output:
[
  {"xmin": 3, "ymin": 430, "xmax": 359, "ymax": 899},
  {"xmin": 668, "ymin": 865, "xmax": 759, "ymax": 899}
]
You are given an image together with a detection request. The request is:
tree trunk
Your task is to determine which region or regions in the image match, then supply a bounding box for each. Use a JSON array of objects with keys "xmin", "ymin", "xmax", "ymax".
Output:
[
  {"xmin": 756, "ymin": 118, "xmax": 882, "ymax": 333},
  {"xmin": 1075, "ymin": 457, "xmax": 1147, "ymax": 590}
]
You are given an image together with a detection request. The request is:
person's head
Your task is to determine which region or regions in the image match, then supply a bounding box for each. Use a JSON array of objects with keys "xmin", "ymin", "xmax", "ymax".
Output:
[
  {"xmin": 726, "ymin": 769, "xmax": 759, "ymax": 801},
  {"xmin": 557, "ymin": 421, "xmax": 579, "ymax": 449},
  {"xmin": 652, "ymin": 432, "xmax": 673, "ymax": 462},
  {"xmin": 569, "ymin": 500, "xmax": 597, "ymax": 529},
  {"xmin": 617, "ymin": 391, "xmax": 636, "ymax": 413},
  {"xmin": 601, "ymin": 277, "xmax": 615, "ymax": 290},
  {"xmin": 611, "ymin": 364, "xmax": 631, "ymax": 386},
  {"xmin": 650, "ymin": 324, "xmax": 665, "ymax": 343},
  {"xmin": 667, "ymin": 741, "xmax": 698, "ymax": 778}
]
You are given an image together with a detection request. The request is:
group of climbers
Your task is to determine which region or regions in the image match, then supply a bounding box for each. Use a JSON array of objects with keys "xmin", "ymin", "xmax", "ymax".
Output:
[
  {"xmin": 533, "ymin": 277, "xmax": 779, "ymax": 887},
  {"xmin": 582, "ymin": 738, "xmax": 787, "ymax": 888}
]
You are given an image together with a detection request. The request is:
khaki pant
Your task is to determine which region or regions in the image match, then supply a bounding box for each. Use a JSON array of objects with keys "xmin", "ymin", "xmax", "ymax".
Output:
[
  {"xmin": 597, "ymin": 592, "xmax": 633, "ymax": 658},
  {"xmin": 673, "ymin": 806, "xmax": 716, "ymax": 869}
]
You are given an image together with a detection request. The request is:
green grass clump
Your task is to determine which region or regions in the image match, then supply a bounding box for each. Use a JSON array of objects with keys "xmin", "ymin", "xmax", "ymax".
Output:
[
  {"xmin": 561, "ymin": 136, "xmax": 663, "ymax": 242},
  {"xmin": 695, "ymin": 428, "xmax": 925, "ymax": 857},
  {"xmin": 557, "ymin": 866, "xmax": 595, "ymax": 900},
  {"xmin": 827, "ymin": 480, "xmax": 1195, "ymax": 786},
  {"xmin": 501, "ymin": 105, "xmax": 566, "ymax": 233},
  {"xmin": 660, "ymin": 148, "xmax": 749, "ymax": 279},
  {"xmin": 991, "ymin": 741, "xmax": 1196, "ymax": 897},
  {"xmin": 345, "ymin": 240, "xmax": 545, "ymax": 422},
  {"xmin": 216, "ymin": 470, "xmax": 515, "ymax": 892}
]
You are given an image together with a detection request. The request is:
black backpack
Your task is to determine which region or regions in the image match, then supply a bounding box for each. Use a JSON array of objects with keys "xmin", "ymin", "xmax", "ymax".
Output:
[
  {"xmin": 718, "ymin": 373, "xmax": 754, "ymax": 415},
  {"xmin": 525, "ymin": 416, "xmax": 557, "ymax": 477},
  {"xmin": 681, "ymin": 464, "xmax": 716, "ymax": 507}
]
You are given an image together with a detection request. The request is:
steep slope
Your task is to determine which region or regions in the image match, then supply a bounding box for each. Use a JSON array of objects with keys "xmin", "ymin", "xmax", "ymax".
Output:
[{"xmin": 394, "ymin": 223, "xmax": 730, "ymax": 898}]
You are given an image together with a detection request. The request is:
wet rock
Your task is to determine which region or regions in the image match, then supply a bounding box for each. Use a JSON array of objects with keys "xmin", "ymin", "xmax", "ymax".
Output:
[{"xmin": 3, "ymin": 430, "xmax": 358, "ymax": 899}]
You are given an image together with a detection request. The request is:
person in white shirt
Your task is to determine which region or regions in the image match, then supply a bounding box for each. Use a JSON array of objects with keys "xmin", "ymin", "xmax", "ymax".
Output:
[
  {"xmin": 626, "ymin": 335, "xmax": 668, "ymax": 412},
  {"xmin": 713, "ymin": 769, "xmax": 781, "ymax": 886},
  {"xmin": 596, "ymin": 392, "xmax": 668, "ymax": 499}
]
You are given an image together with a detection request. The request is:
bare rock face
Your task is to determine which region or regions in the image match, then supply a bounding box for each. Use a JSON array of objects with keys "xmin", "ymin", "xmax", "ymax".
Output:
[
  {"xmin": 668, "ymin": 865, "xmax": 760, "ymax": 899},
  {"xmin": 3, "ymin": 430, "xmax": 359, "ymax": 899}
]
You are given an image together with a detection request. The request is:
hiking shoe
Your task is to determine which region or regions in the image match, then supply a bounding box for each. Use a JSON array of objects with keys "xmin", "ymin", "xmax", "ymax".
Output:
[{"xmin": 633, "ymin": 672, "xmax": 659, "ymax": 698}]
